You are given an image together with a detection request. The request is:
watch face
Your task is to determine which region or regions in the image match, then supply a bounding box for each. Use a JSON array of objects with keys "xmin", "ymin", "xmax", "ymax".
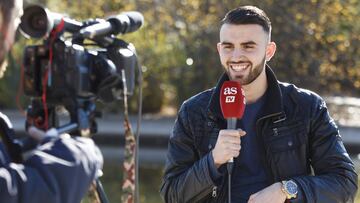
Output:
[{"xmin": 286, "ymin": 181, "xmax": 298, "ymax": 195}]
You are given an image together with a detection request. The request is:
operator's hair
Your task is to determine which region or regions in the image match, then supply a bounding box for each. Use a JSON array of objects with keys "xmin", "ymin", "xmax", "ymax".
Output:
[
  {"xmin": 221, "ymin": 6, "xmax": 271, "ymax": 34},
  {"xmin": 0, "ymin": 0, "xmax": 16, "ymax": 26}
]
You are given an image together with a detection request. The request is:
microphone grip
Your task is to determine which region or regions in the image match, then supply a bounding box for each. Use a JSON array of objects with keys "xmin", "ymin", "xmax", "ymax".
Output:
[
  {"xmin": 226, "ymin": 118, "xmax": 237, "ymax": 171},
  {"xmin": 227, "ymin": 118, "xmax": 237, "ymax": 129},
  {"xmin": 227, "ymin": 118, "xmax": 237, "ymax": 162}
]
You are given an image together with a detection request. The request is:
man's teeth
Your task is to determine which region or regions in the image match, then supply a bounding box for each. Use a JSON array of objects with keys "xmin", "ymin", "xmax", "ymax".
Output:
[{"xmin": 231, "ymin": 64, "xmax": 249, "ymax": 71}]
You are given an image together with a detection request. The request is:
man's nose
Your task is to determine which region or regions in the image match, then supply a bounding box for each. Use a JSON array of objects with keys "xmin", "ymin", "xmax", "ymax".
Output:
[{"xmin": 231, "ymin": 48, "xmax": 244, "ymax": 60}]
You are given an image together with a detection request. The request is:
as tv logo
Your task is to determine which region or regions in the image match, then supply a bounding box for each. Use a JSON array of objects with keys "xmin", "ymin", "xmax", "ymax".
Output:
[
  {"xmin": 225, "ymin": 96, "xmax": 235, "ymax": 103},
  {"xmin": 223, "ymin": 87, "xmax": 238, "ymax": 103},
  {"xmin": 223, "ymin": 87, "xmax": 238, "ymax": 95},
  {"xmin": 220, "ymin": 81, "xmax": 245, "ymax": 119}
]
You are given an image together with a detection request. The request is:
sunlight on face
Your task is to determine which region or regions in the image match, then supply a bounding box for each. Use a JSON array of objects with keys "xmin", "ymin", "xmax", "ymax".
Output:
[{"xmin": 217, "ymin": 24, "xmax": 274, "ymax": 85}]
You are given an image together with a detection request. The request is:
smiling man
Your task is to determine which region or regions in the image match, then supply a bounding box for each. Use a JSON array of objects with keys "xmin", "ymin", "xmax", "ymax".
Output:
[{"xmin": 161, "ymin": 5, "xmax": 357, "ymax": 203}]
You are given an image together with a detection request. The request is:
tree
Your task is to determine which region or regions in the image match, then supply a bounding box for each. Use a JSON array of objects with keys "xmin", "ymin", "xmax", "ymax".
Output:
[{"xmin": 2, "ymin": 0, "xmax": 359, "ymax": 112}]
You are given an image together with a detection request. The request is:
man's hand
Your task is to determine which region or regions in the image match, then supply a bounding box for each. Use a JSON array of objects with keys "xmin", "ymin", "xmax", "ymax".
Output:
[
  {"xmin": 248, "ymin": 182, "xmax": 287, "ymax": 203},
  {"xmin": 211, "ymin": 129, "xmax": 246, "ymax": 168},
  {"xmin": 28, "ymin": 126, "xmax": 64, "ymax": 142},
  {"xmin": 28, "ymin": 126, "xmax": 103, "ymax": 176}
]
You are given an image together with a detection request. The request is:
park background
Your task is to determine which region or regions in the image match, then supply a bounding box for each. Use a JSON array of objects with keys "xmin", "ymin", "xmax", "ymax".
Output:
[{"xmin": 1, "ymin": 0, "xmax": 360, "ymax": 202}]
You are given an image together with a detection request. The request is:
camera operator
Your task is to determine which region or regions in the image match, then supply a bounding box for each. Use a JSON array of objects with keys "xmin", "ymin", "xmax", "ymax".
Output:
[{"xmin": 0, "ymin": 0, "xmax": 103, "ymax": 202}]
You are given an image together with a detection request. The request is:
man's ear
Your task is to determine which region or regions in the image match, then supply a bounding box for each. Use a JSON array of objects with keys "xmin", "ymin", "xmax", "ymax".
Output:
[
  {"xmin": 265, "ymin": 42, "xmax": 276, "ymax": 62},
  {"xmin": 216, "ymin": 42, "xmax": 221, "ymax": 54}
]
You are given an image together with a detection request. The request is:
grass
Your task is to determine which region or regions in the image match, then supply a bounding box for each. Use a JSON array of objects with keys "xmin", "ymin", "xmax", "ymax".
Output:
[{"xmin": 82, "ymin": 162, "xmax": 163, "ymax": 203}]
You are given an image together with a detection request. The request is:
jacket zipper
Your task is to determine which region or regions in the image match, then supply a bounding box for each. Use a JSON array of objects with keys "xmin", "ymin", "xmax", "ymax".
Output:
[
  {"xmin": 212, "ymin": 186, "xmax": 217, "ymax": 197},
  {"xmin": 256, "ymin": 111, "xmax": 285, "ymax": 182},
  {"xmin": 273, "ymin": 128, "xmax": 279, "ymax": 136}
]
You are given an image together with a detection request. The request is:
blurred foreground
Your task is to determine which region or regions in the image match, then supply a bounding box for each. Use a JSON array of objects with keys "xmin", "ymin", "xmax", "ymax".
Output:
[{"xmin": 82, "ymin": 155, "xmax": 360, "ymax": 203}]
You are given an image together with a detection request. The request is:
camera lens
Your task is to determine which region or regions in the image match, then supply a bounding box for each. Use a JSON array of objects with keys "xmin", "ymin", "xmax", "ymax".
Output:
[
  {"xmin": 20, "ymin": 5, "xmax": 50, "ymax": 38},
  {"xmin": 30, "ymin": 14, "xmax": 47, "ymax": 32}
]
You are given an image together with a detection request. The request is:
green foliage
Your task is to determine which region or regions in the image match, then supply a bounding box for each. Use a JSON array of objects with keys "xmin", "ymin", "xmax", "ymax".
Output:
[
  {"xmin": 267, "ymin": 0, "xmax": 360, "ymax": 95},
  {"xmin": 1, "ymin": 0, "xmax": 359, "ymax": 113},
  {"xmin": 0, "ymin": 59, "xmax": 18, "ymax": 108}
]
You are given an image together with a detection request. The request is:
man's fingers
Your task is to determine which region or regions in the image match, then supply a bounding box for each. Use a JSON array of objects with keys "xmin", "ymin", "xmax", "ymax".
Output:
[
  {"xmin": 214, "ymin": 129, "xmax": 246, "ymax": 165},
  {"xmin": 227, "ymin": 143, "xmax": 241, "ymax": 151},
  {"xmin": 248, "ymin": 192, "xmax": 259, "ymax": 203},
  {"xmin": 28, "ymin": 127, "xmax": 60, "ymax": 142},
  {"xmin": 248, "ymin": 195, "xmax": 254, "ymax": 203},
  {"xmin": 238, "ymin": 129, "xmax": 246, "ymax": 137},
  {"xmin": 220, "ymin": 129, "xmax": 246, "ymax": 137},
  {"xmin": 222, "ymin": 137, "xmax": 241, "ymax": 145}
]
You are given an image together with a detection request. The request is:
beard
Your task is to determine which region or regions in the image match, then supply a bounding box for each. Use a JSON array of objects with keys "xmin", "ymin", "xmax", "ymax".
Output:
[{"xmin": 225, "ymin": 55, "xmax": 266, "ymax": 85}]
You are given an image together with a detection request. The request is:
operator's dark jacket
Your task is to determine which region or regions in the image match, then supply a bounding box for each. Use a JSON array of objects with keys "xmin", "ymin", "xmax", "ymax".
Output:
[
  {"xmin": 160, "ymin": 66, "xmax": 358, "ymax": 203},
  {"xmin": 0, "ymin": 112, "xmax": 103, "ymax": 203}
]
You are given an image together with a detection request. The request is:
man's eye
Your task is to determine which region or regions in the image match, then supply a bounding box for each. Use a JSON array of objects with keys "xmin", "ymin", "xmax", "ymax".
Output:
[{"xmin": 245, "ymin": 45, "xmax": 254, "ymax": 49}]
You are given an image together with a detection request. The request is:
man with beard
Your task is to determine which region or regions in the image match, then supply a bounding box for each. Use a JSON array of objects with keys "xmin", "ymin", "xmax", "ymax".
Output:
[
  {"xmin": 160, "ymin": 5, "xmax": 357, "ymax": 203},
  {"xmin": 0, "ymin": 0, "xmax": 103, "ymax": 202}
]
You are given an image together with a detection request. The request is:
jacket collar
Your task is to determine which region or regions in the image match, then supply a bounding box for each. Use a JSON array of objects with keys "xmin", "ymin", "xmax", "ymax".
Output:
[{"xmin": 207, "ymin": 65, "xmax": 284, "ymax": 121}]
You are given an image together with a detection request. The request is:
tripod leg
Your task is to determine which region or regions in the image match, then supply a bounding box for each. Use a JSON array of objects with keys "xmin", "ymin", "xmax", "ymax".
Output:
[{"xmin": 95, "ymin": 178, "xmax": 109, "ymax": 203}]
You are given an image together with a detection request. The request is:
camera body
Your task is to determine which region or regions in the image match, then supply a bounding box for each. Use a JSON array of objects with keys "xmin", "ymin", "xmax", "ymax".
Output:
[
  {"xmin": 19, "ymin": 5, "xmax": 142, "ymax": 134},
  {"xmin": 23, "ymin": 39, "xmax": 119, "ymax": 104}
]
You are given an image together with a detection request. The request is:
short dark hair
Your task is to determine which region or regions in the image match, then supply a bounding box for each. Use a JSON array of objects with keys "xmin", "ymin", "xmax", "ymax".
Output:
[
  {"xmin": 1, "ymin": 0, "xmax": 16, "ymax": 27},
  {"xmin": 221, "ymin": 6, "xmax": 271, "ymax": 34}
]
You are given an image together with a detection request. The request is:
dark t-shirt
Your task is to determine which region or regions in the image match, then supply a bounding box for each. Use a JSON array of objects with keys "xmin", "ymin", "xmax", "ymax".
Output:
[
  {"xmin": 231, "ymin": 94, "xmax": 269, "ymax": 202},
  {"xmin": 208, "ymin": 94, "xmax": 269, "ymax": 203}
]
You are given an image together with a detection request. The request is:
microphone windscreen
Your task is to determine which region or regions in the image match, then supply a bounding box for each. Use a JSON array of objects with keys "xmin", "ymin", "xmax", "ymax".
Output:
[
  {"xmin": 108, "ymin": 11, "xmax": 144, "ymax": 34},
  {"xmin": 220, "ymin": 81, "xmax": 246, "ymax": 119},
  {"xmin": 122, "ymin": 11, "xmax": 144, "ymax": 32}
]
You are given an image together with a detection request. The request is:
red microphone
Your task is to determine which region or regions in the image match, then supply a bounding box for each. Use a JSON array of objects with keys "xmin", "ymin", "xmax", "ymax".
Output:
[
  {"xmin": 220, "ymin": 81, "xmax": 246, "ymax": 203},
  {"xmin": 220, "ymin": 81, "xmax": 246, "ymax": 163}
]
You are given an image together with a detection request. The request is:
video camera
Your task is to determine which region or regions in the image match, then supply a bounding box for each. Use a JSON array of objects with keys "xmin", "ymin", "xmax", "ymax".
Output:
[{"xmin": 19, "ymin": 5, "xmax": 144, "ymax": 136}]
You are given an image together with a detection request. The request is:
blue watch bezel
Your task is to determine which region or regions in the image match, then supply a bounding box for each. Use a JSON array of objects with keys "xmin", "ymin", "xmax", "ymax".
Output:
[{"xmin": 285, "ymin": 180, "xmax": 298, "ymax": 197}]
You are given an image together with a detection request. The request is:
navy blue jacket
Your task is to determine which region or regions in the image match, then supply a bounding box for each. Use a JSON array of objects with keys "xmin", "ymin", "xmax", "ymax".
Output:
[{"xmin": 0, "ymin": 112, "xmax": 103, "ymax": 203}]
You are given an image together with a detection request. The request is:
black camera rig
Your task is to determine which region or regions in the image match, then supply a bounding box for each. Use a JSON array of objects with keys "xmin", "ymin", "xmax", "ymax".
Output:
[
  {"xmin": 19, "ymin": 5, "xmax": 143, "ymax": 136},
  {"xmin": 0, "ymin": 5, "xmax": 144, "ymax": 203}
]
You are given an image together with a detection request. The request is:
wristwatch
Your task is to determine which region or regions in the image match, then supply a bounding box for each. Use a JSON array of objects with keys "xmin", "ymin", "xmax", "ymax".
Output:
[{"xmin": 281, "ymin": 180, "xmax": 298, "ymax": 199}]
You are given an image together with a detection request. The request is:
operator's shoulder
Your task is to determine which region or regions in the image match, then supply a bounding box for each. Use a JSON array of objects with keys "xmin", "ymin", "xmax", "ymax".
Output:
[
  {"xmin": 180, "ymin": 88, "xmax": 214, "ymax": 111},
  {"xmin": 0, "ymin": 112, "xmax": 13, "ymax": 129},
  {"xmin": 279, "ymin": 81, "xmax": 324, "ymax": 104}
]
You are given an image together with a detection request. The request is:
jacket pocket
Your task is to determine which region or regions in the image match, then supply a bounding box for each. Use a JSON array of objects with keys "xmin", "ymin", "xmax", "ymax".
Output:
[
  {"xmin": 267, "ymin": 122, "xmax": 304, "ymax": 152},
  {"xmin": 264, "ymin": 121, "xmax": 308, "ymax": 179}
]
